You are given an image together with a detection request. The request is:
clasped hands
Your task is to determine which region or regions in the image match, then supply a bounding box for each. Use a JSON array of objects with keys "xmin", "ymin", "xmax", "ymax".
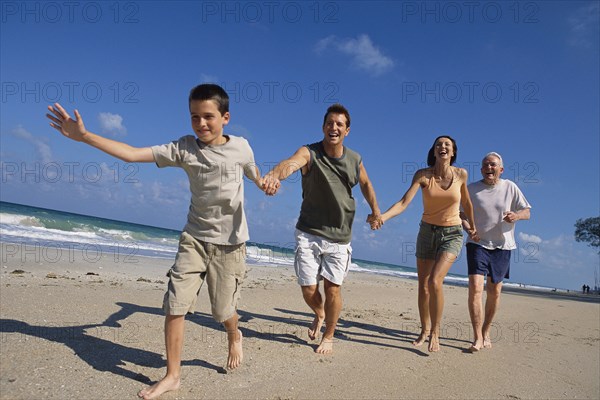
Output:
[
  {"xmin": 261, "ymin": 174, "xmax": 281, "ymax": 196},
  {"xmin": 367, "ymin": 214, "xmax": 383, "ymax": 230}
]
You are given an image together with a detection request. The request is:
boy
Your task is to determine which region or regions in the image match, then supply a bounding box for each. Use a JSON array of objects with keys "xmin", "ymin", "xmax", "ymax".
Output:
[{"xmin": 47, "ymin": 84, "xmax": 263, "ymax": 399}]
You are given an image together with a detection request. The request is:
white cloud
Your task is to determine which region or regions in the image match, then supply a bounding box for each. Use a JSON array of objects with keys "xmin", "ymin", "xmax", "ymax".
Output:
[
  {"xmin": 98, "ymin": 112, "xmax": 127, "ymax": 136},
  {"xmin": 12, "ymin": 125, "xmax": 53, "ymax": 164},
  {"xmin": 568, "ymin": 3, "xmax": 600, "ymax": 49},
  {"xmin": 315, "ymin": 34, "xmax": 394, "ymax": 76},
  {"xmin": 518, "ymin": 232, "xmax": 542, "ymax": 244}
]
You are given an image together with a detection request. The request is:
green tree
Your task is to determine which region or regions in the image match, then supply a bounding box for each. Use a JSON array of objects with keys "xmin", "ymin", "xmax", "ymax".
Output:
[
  {"xmin": 575, "ymin": 216, "xmax": 600, "ymax": 292},
  {"xmin": 574, "ymin": 216, "xmax": 600, "ymax": 251}
]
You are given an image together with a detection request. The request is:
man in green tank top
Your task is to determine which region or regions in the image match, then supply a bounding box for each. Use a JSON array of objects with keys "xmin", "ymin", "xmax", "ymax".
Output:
[{"xmin": 263, "ymin": 104, "xmax": 382, "ymax": 354}]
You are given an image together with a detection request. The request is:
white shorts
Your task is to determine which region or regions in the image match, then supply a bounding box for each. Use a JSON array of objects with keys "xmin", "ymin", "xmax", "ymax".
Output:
[{"xmin": 294, "ymin": 229, "xmax": 352, "ymax": 286}]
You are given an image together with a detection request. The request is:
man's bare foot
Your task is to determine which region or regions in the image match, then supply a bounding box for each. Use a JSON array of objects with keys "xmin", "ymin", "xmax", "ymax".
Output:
[
  {"xmin": 138, "ymin": 375, "xmax": 180, "ymax": 400},
  {"xmin": 428, "ymin": 333, "xmax": 440, "ymax": 352},
  {"xmin": 227, "ymin": 329, "xmax": 243, "ymax": 370},
  {"xmin": 308, "ymin": 315, "xmax": 325, "ymax": 341},
  {"xmin": 483, "ymin": 336, "xmax": 492, "ymax": 349},
  {"xmin": 468, "ymin": 340, "xmax": 483, "ymax": 353},
  {"xmin": 315, "ymin": 337, "xmax": 334, "ymax": 354},
  {"xmin": 412, "ymin": 330, "xmax": 430, "ymax": 347}
]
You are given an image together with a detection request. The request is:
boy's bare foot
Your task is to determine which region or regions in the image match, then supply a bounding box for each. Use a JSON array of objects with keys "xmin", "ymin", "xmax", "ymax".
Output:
[
  {"xmin": 412, "ymin": 330, "xmax": 430, "ymax": 347},
  {"xmin": 468, "ymin": 339, "xmax": 483, "ymax": 353},
  {"xmin": 428, "ymin": 333, "xmax": 440, "ymax": 352},
  {"xmin": 138, "ymin": 375, "xmax": 180, "ymax": 400},
  {"xmin": 227, "ymin": 329, "xmax": 243, "ymax": 370},
  {"xmin": 315, "ymin": 337, "xmax": 334, "ymax": 354},
  {"xmin": 308, "ymin": 315, "xmax": 324, "ymax": 340},
  {"xmin": 483, "ymin": 336, "xmax": 492, "ymax": 349}
]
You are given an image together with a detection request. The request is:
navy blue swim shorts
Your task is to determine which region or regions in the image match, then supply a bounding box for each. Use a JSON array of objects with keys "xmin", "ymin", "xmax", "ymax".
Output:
[{"xmin": 466, "ymin": 243, "xmax": 511, "ymax": 284}]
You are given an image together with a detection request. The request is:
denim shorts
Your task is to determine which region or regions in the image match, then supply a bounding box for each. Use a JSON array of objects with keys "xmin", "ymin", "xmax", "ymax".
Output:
[{"xmin": 416, "ymin": 221, "xmax": 464, "ymax": 260}]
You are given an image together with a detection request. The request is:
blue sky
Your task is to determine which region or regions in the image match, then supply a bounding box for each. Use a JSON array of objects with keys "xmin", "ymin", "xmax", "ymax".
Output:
[{"xmin": 1, "ymin": 0, "xmax": 599, "ymax": 291}]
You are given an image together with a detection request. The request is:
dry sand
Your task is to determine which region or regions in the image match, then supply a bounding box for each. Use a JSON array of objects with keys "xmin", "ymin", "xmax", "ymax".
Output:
[{"xmin": 1, "ymin": 242, "xmax": 599, "ymax": 399}]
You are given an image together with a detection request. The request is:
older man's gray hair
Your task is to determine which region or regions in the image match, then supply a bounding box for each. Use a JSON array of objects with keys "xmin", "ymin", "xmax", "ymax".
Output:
[{"xmin": 483, "ymin": 152, "xmax": 503, "ymax": 167}]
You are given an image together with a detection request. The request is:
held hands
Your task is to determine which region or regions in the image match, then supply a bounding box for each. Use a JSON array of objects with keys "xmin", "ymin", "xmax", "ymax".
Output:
[
  {"xmin": 367, "ymin": 213, "xmax": 384, "ymax": 230},
  {"xmin": 467, "ymin": 228, "xmax": 480, "ymax": 242},
  {"xmin": 262, "ymin": 173, "xmax": 281, "ymax": 196},
  {"xmin": 46, "ymin": 103, "xmax": 88, "ymax": 142}
]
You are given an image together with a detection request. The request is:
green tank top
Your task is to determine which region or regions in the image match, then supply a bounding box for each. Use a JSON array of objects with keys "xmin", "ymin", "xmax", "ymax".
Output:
[{"xmin": 296, "ymin": 141, "xmax": 362, "ymax": 243}]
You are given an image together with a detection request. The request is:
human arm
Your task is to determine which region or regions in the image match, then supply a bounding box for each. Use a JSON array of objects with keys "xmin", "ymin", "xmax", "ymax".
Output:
[
  {"xmin": 379, "ymin": 170, "xmax": 424, "ymax": 225},
  {"xmin": 262, "ymin": 146, "xmax": 311, "ymax": 196},
  {"xmin": 250, "ymin": 166, "xmax": 265, "ymax": 192},
  {"xmin": 358, "ymin": 162, "xmax": 382, "ymax": 230},
  {"xmin": 503, "ymin": 208, "xmax": 530, "ymax": 223},
  {"xmin": 459, "ymin": 168, "xmax": 478, "ymax": 241},
  {"xmin": 46, "ymin": 103, "xmax": 154, "ymax": 163},
  {"xmin": 460, "ymin": 210, "xmax": 480, "ymax": 242}
]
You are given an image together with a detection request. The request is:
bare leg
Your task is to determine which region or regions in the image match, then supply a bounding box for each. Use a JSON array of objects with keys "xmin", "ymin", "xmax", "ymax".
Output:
[
  {"xmin": 316, "ymin": 279, "xmax": 342, "ymax": 354},
  {"xmin": 482, "ymin": 278, "xmax": 503, "ymax": 349},
  {"xmin": 468, "ymin": 274, "xmax": 485, "ymax": 352},
  {"xmin": 301, "ymin": 284, "xmax": 325, "ymax": 340},
  {"xmin": 413, "ymin": 258, "xmax": 434, "ymax": 346},
  {"xmin": 138, "ymin": 315, "xmax": 184, "ymax": 399},
  {"xmin": 223, "ymin": 313, "xmax": 243, "ymax": 369},
  {"xmin": 428, "ymin": 252, "xmax": 457, "ymax": 352}
]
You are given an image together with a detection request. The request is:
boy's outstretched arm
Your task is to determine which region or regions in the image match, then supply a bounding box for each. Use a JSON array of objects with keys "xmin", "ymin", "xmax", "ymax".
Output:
[
  {"xmin": 246, "ymin": 165, "xmax": 264, "ymax": 191},
  {"xmin": 46, "ymin": 103, "xmax": 154, "ymax": 163}
]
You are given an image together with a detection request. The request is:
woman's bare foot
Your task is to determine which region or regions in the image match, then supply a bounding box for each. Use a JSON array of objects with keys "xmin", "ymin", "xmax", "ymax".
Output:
[
  {"xmin": 138, "ymin": 374, "xmax": 180, "ymax": 400},
  {"xmin": 412, "ymin": 330, "xmax": 430, "ymax": 347},
  {"xmin": 315, "ymin": 337, "xmax": 334, "ymax": 354},
  {"xmin": 428, "ymin": 333, "xmax": 440, "ymax": 352},
  {"xmin": 227, "ymin": 329, "xmax": 243, "ymax": 370},
  {"xmin": 308, "ymin": 315, "xmax": 325, "ymax": 341}
]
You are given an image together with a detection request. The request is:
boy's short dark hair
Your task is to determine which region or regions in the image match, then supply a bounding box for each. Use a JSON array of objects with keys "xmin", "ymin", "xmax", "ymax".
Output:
[
  {"xmin": 323, "ymin": 103, "xmax": 351, "ymax": 128},
  {"xmin": 427, "ymin": 135, "xmax": 458, "ymax": 166},
  {"xmin": 189, "ymin": 84, "xmax": 229, "ymax": 115}
]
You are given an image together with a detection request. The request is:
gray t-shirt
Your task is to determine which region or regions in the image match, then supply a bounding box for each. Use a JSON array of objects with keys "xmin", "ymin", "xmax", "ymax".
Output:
[
  {"xmin": 467, "ymin": 179, "xmax": 531, "ymax": 250},
  {"xmin": 152, "ymin": 135, "xmax": 258, "ymax": 245}
]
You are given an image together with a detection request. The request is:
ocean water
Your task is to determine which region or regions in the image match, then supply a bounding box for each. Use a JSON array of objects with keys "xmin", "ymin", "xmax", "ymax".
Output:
[{"xmin": 0, "ymin": 200, "xmax": 472, "ymax": 286}]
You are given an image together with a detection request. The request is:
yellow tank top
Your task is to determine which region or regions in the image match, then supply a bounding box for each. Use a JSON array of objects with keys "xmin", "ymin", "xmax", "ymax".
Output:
[{"xmin": 421, "ymin": 173, "xmax": 462, "ymax": 226}]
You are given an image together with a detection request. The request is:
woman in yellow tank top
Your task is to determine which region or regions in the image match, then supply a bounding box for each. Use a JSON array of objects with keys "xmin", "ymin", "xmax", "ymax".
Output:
[{"xmin": 374, "ymin": 136, "xmax": 477, "ymax": 352}]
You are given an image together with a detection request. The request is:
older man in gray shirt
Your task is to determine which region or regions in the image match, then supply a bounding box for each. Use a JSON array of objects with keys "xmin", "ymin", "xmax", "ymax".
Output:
[{"xmin": 462, "ymin": 152, "xmax": 531, "ymax": 352}]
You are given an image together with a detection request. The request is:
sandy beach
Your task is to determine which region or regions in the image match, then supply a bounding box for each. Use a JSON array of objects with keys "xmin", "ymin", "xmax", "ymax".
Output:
[{"xmin": 1, "ymin": 242, "xmax": 599, "ymax": 400}]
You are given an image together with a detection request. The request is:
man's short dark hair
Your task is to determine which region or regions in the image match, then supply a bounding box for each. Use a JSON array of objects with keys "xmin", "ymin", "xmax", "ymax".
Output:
[
  {"xmin": 189, "ymin": 84, "xmax": 229, "ymax": 115},
  {"xmin": 323, "ymin": 103, "xmax": 351, "ymax": 128}
]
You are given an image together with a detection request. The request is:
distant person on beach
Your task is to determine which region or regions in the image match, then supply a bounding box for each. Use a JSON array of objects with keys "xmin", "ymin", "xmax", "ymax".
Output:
[
  {"xmin": 372, "ymin": 135, "xmax": 477, "ymax": 352},
  {"xmin": 262, "ymin": 104, "xmax": 382, "ymax": 354},
  {"xmin": 47, "ymin": 84, "xmax": 264, "ymax": 400},
  {"xmin": 461, "ymin": 152, "xmax": 531, "ymax": 352}
]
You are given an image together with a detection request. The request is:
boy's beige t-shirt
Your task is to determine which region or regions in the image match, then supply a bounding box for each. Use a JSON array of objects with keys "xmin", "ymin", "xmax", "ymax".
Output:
[{"xmin": 151, "ymin": 135, "xmax": 258, "ymax": 245}]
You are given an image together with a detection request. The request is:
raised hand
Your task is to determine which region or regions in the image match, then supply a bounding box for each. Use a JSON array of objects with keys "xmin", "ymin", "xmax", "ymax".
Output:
[{"xmin": 46, "ymin": 103, "xmax": 88, "ymax": 142}]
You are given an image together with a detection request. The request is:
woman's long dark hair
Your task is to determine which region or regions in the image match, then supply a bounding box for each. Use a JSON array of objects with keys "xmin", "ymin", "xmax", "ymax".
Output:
[{"xmin": 427, "ymin": 135, "xmax": 457, "ymax": 166}]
